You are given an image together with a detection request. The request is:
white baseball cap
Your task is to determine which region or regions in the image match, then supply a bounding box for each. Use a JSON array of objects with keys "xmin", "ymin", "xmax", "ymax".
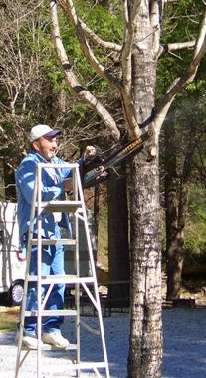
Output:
[{"xmin": 29, "ymin": 124, "xmax": 61, "ymax": 143}]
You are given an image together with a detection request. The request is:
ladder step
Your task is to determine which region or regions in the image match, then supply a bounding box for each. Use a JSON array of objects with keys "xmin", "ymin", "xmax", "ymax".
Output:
[
  {"xmin": 61, "ymin": 361, "xmax": 107, "ymax": 370},
  {"xmin": 25, "ymin": 309, "xmax": 77, "ymax": 317},
  {"xmin": 40, "ymin": 343, "xmax": 77, "ymax": 351},
  {"xmin": 37, "ymin": 200, "xmax": 83, "ymax": 212},
  {"xmin": 31, "ymin": 238, "xmax": 76, "ymax": 246},
  {"xmin": 28, "ymin": 274, "xmax": 95, "ymax": 284}
]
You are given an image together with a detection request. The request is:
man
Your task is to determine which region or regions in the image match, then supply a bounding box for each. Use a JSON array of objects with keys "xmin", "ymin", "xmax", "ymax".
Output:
[{"xmin": 15, "ymin": 124, "xmax": 96, "ymax": 350}]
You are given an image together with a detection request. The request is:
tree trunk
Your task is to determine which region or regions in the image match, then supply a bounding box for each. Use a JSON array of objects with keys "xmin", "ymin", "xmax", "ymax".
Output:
[
  {"xmin": 166, "ymin": 182, "xmax": 188, "ymax": 300},
  {"xmin": 164, "ymin": 124, "xmax": 188, "ymax": 300},
  {"xmin": 107, "ymin": 166, "xmax": 129, "ymax": 301},
  {"xmin": 127, "ymin": 5, "xmax": 162, "ymax": 376},
  {"xmin": 94, "ymin": 184, "xmax": 100, "ymax": 247},
  {"xmin": 128, "ymin": 152, "xmax": 162, "ymax": 378}
]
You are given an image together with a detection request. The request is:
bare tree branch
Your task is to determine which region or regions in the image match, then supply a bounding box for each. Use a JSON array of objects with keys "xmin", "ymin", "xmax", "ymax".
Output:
[
  {"xmin": 58, "ymin": 0, "xmax": 121, "ymax": 51},
  {"xmin": 119, "ymin": 88, "xmax": 141, "ymax": 138},
  {"xmin": 154, "ymin": 6, "xmax": 206, "ymax": 133},
  {"xmin": 58, "ymin": 0, "xmax": 121, "ymax": 88},
  {"xmin": 150, "ymin": 0, "xmax": 161, "ymax": 59},
  {"xmin": 50, "ymin": 0, "xmax": 120, "ymax": 141},
  {"xmin": 131, "ymin": 0, "xmax": 142, "ymax": 23},
  {"xmin": 12, "ymin": 0, "xmax": 44, "ymax": 23},
  {"xmin": 119, "ymin": 1, "xmax": 142, "ymax": 139},
  {"xmin": 166, "ymin": 40, "xmax": 196, "ymax": 51},
  {"xmin": 121, "ymin": 0, "xmax": 132, "ymax": 95},
  {"xmin": 160, "ymin": 40, "xmax": 196, "ymax": 56}
]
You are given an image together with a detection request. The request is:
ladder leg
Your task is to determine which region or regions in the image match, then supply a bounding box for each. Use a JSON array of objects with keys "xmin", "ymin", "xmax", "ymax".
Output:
[
  {"xmin": 15, "ymin": 228, "xmax": 34, "ymax": 377},
  {"xmin": 75, "ymin": 167, "xmax": 110, "ymax": 378},
  {"xmin": 37, "ymin": 163, "xmax": 43, "ymax": 378},
  {"xmin": 74, "ymin": 171, "xmax": 81, "ymax": 378}
]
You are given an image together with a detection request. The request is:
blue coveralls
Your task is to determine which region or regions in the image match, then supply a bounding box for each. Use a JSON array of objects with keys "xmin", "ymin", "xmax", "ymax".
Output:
[{"xmin": 15, "ymin": 150, "xmax": 76, "ymax": 336}]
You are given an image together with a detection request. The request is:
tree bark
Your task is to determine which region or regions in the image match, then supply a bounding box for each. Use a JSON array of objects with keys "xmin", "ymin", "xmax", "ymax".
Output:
[
  {"xmin": 127, "ymin": 4, "xmax": 162, "ymax": 376},
  {"xmin": 128, "ymin": 152, "xmax": 162, "ymax": 378}
]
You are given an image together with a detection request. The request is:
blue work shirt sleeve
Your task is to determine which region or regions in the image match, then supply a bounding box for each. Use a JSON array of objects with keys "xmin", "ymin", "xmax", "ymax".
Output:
[{"xmin": 16, "ymin": 160, "xmax": 64, "ymax": 204}]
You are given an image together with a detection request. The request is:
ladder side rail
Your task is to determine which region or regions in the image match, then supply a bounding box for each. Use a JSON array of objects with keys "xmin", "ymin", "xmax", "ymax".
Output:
[
  {"xmin": 37, "ymin": 163, "xmax": 43, "ymax": 378},
  {"xmin": 18, "ymin": 350, "xmax": 30, "ymax": 369},
  {"xmin": 15, "ymin": 170, "xmax": 39, "ymax": 378},
  {"xmin": 93, "ymin": 367, "xmax": 102, "ymax": 378},
  {"xmin": 81, "ymin": 282, "xmax": 98, "ymax": 309},
  {"xmin": 76, "ymin": 166, "xmax": 110, "ymax": 378},
  {"xmin": 42, "ymin": 283, "xmax": 54, "ymax": 309},
  {"xmin": 74, "ymin": 168, "xmax": 81, "ymax": 377},
  {"xmin": 75, "ymin": 166, "xmax": 98, "ymax": 285}
]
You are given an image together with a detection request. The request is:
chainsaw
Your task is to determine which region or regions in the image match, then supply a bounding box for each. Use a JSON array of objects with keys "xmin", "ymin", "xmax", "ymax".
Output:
[{"xmin": 82, "ymin": 130, "xmax": 150, "ymax": 188}]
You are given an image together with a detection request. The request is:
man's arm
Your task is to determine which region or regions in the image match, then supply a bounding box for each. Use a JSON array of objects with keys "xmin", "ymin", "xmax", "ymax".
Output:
[
  {"xmin": 64, "ymin": 145, "xmax": 97, "ymax": 192},
  {"xmin": 16, "ymin": 160, "xmax": 64, "ymax": 204}
]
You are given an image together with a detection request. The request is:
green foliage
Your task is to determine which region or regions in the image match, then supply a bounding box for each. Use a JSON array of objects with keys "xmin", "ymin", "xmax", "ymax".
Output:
[
  {"xmin": 76, "ymin": 0, "xmax": 122, "ymax": 42},
  {"xmin": 157, "ymin": 0, "xmax": 206, "ymax": 97},
  {"xmin": 71, "ymin": 103, "xmax": 88, "ymax": 119},
  {"xmin": 55, "ymin": 1, "xmax": 123, "ymax": 94},
  {"xmin": 185, "ymin": 185, "xmax": 206, "ymax": 254}
]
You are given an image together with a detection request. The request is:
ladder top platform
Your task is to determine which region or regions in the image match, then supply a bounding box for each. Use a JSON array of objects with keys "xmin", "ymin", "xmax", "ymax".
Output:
[
  {"xmin": 28, "ymin": 274, "xmax": 95, "ymax": 285},
  {"xmin": 31, "ymin": 238, "xmax": 76, "ymax": 246},
  {"xmin": 37, "ymin": 162, "xmax": 80, "ymax": 169},
  {"xmin": 36, "ymin": 200, "xmax": 83, "ymax": 212}
]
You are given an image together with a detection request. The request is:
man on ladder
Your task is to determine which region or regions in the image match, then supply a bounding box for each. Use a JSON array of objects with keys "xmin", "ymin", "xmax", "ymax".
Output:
[{"xmin": 15, "ymin": 124, "xmax": 96, "ymax": 350}]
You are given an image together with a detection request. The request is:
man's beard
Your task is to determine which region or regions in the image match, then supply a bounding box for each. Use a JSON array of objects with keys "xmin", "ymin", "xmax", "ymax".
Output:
[{"xmin": 43, "ymin": 150, "xmax": 56, "ymax": 161}]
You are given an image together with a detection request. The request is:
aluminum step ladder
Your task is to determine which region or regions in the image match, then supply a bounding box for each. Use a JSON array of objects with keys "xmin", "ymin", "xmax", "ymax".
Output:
[{"xmin": 15, "ymin": 162, "xmax": 110, "ymax": 378}]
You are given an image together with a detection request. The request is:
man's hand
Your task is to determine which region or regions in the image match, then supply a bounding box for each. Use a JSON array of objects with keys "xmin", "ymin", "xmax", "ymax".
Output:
[
  {"xmin": 84, "ymin": 145, "xmax": 96, "ymax": 160},
  {"xmin": 95, "ymin": 165, "xmax": 105, "ymax": 175},
  {"xmin": 63, "ymin": 178, "xmax": 73, "ymax": 193}
]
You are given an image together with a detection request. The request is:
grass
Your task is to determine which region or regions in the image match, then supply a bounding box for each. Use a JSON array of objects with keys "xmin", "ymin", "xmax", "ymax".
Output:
[{"xmin": 0, "ymin": 307, "xmax": 18, "ymax": 332}]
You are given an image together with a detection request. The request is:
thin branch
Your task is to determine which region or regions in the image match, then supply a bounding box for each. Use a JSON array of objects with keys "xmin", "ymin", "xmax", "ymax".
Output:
[
  {"xmin": 150, "ymin": 0, "xmax": 161, "ymax": 59},
  {"xmin": 13, "ymin": 1, "xmax": 45, "ymax": 23},
  {"xmin": 10, "ymin": 89, "xmax": 20, "ymax": 115},
  {"xmin": 120, "ymin": 1, "xmax": 149, "ymax": 138},
  {"xmin": 58, "ymin": 0, "xmax": 121, "ymax": 52},
  {"xmin": 161, "ymin": 40, "xmax": 196, "ymax": 55},
  {"xmin": 50, "ymin": 0, "xmax": 120, "ymax": 141},
  {"xmin": 120, "ymin": 0, "xmax": 141, "ymax": 139},
  {"xmin": 119, "ymin": 88, "xmax": 141, "ymax": 139},
  {"xmin": 78, "ymin": 19, "xmax": 121, "ymax": 52},
  {"xmin": 77, "ymin": 22, "xmax": 121, "ymax": 88},
  {"xmin": 121, "ymin": 0, "xmax": 132, "ymax": 95},
  {"xmin": 130, "ymin": 0, "xmax": 142, "ymax": 24},
  {"xmin": 58, "ymin": 0, "xmax": 120, "ymax": 88},
  {"xmin": 193, "ymin": 9, "xmax": 206, "ymax": 63}
]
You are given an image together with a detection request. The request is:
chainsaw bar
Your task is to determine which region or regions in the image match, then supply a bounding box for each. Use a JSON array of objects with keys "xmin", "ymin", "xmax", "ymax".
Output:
[{"xmin": 83, "ymin": 130, "xmax": 150, "ymax": 188}]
